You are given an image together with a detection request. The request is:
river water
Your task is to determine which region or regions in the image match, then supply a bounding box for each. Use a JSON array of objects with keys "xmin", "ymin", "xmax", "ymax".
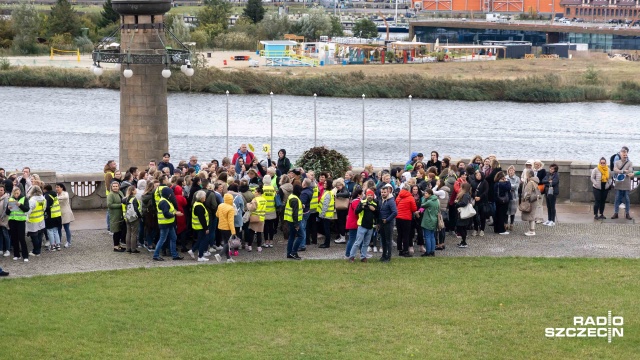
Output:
[{"xmin": 1, "ymin": 87, "xmax": 638, "ymax": 173}]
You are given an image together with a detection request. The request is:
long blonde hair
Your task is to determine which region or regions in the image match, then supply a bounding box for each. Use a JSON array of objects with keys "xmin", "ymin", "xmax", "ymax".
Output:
[{"xmin": 456, "ymin": 183, "xmax": 471, "ymax": 201}]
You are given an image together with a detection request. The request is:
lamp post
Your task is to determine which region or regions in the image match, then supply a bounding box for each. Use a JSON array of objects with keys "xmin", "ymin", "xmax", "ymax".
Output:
[
  {"xmin": 362, "ymin": 94, "xmax": 365, "ymax": 167},
  {"xmin": 270, "ymin": 91, "xmax": 274, "ymax": 161},
  {"xmin": 313, "ymin": 93, "xmax": 317, "ymax": 147},
  {"xmin": 408, "ymin": 95, "xmax": 412, "ymax": 158},
  {"xmin": 226, "ymin": 90, "xmax": 229, "ymax": 159}
]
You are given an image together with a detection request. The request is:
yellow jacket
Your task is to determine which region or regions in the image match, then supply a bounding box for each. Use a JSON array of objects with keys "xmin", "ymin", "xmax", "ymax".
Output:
[{"xmin": 216, "ymin": 193, "xmax": 236, "ymax": 234}]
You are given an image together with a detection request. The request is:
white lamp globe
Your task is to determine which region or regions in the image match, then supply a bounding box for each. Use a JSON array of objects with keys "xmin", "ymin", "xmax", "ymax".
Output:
[
  {"xmin": 114, "ymin": 63, "xmax": 121, "ymax": 71},
  {"xmin": 161, "ymin": 68, "xmax": 171, "ymax": 78},
  {"xmin": 123, "ymin": 68, "xmax": 133, "ymax": 78},
  {"xmin": 180, "ymin": 64, "xmax": 187, "ymax": 73},
  {"xmin": 93, "ymin": 66, "xmax": 104, "ymax": 76},
  {"xmin": 90, "ymin": 64, "xmax": 96, "ymax": 73},
  {"xmin": 185, "ymin": 67, "xmax": 194, "ymax": 77}
]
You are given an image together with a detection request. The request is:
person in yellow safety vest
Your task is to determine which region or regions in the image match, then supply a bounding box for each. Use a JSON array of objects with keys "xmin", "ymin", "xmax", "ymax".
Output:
[
  {"xmin": 43, "ymin": 184, "xmax": 63, "ymax": 251},
  {"xmin": 246, "ymin": 186, "xmax": 266, "ymax": 252},
  {"xmin": 103, "ymin": 160, "xmax": 117, "ymax": 232},
  {"xmin": 284, "ymin": 185, "xmax": 304, "ymax": 260},
  {"xmin": 188, "ymin": 190, "xmax": 213, "ymax": 262},
  {"xmin": 318, "ymin": 178, "xmax": 336, "ymax": 249},
  {"xmin": 7, "ymin": 187, "xmax": 31, "ymax": 261},
  {"xmin": 26, "ymin": 185, "xmax": 46, "ymax": 258},
  {"xmin": 122, "ymin": 186, "xmax": 142, "ymax": 253},
  {"xmin": 261, "ymin": 175, "xmax": 277, "ymax": 248},
  {"xmin": 306, "ymin": 171, "xmax": 319, "ymax": 245},
  {"xmin": 153, "ymin": 187, "xmax": 184, "ymax": 261}
]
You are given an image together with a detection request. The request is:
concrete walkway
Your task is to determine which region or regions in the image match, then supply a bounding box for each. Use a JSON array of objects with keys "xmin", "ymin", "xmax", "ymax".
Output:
[{"xmin": 1, "ymin": 203, "xmax": 638, "ymax": 278}]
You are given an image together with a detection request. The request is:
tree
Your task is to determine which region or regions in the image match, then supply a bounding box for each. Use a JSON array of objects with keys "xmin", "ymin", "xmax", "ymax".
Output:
[
  {"xmin": 295, "ymin": 147, "xmax": 351, "ymax": 180},
  {"xmin": 11, "ymin": 2, "xmax": 41, "ymax": 54},
  {"xmin": 352, "ymin": 18, "xmax": 378, "ymax": 39},
  {"xmin": 291, "ymin": 9, "xmax": 331, "ymax": 41},
  {"xmin": 329, "ymin": 15, "xmax": 344, "ymax": 37},
  {"xmin": 98, "ymin": 0, "xmax": 119, "ymax": 28},
  {"xmin": 48, "ymin": 0, "xmax": 81, "ymax": 37},
  {"xmin": 198, "ymin": 0, "xmax": 231, "ymax": 30},
  {"xmin": 257, "ymin": 14, "xmax": 290, "ymax": 40},
  {"xmin": 243, "ymin": 0, "xmax": 265, "ymax": 24}
]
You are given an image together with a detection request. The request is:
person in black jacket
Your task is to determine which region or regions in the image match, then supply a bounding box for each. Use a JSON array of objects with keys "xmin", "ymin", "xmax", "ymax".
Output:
[
  {"xmin": 541, "ymin": 163, "xmax": 560, "ymax": 226},
  {"xmin": 486, "ymin": 159, "xmax": 502, "ymax": 224},
  {"xmin": 276, "ymin": 149, "xmax": 291, "ymax": 176},
  {"xmin": 470, "ymin": 171, "xmax": 489, "ymax": 237},
  {"xmin": 493, "ymin": 171, "xmax": 512, "ymax": 235},
  {"xmin": 454, "ymin": 183, "xmax": 473, "ymax": 248}
]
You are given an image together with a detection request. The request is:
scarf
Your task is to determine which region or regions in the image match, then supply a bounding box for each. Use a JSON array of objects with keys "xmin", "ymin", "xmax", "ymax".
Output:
[{"xmin": 597, "ymin": 164, "xmax": 609, "ymax": 183}]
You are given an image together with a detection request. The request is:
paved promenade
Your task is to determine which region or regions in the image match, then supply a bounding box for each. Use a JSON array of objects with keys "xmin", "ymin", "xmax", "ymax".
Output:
[{"xmin": 1, "ymin": 203, "xmax": 638, "ymax": 278}]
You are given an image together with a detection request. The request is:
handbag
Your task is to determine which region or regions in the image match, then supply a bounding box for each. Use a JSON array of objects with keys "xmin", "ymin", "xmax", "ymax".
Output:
[
  {"xmin": 242, "ymin": 211, "xmax": 251, "ymax": 223},
  {"xmin": 437, "ymin": 211, "xmax": 445, "ymax": 231},
  {"xmin": 275, "ymin": 193, "xmax": 283, "ymax": 208},
  {"xmin": 228, "ymin": 235, "xmax": 241, "ymax": 250},
  {"xmin": 480, "ymin": 202, "xmax": 492, "ymax": 217},
  {"xmin": 458, "ymin": 203, "xmax": 476, "ymax": 219},
  {"xmin": 335, "ymin": 197, "xmax": 349, "ymax": 210},
  {"xmin": 518, "ymin": 200, "xmax": 531, "ymax": 213},
  {"xmin": 250, "ymin": 215, "xmax": 260, "ymax": 223}
]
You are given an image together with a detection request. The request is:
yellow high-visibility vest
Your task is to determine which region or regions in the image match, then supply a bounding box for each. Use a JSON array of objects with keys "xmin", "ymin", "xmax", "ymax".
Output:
[
  {"xmin": 28, "ymin": 199, "xmax": 45, "ymax": 223},
  {"xmin": 252, "ymin": 196, "xmax": 266, "ymax": 222},
  {"xmin": 310, "ymin": 186, "xmax": 319, "ymax": 213},
  {"xmin": 157, "ymin": 198, "xmax": 175, "ymax": 225},
  {"xmin": 8, "ymin": 197, "xmax": 27, "ymax": 222},
  {"xmin": 357, "ymin": 200, "xmax": 377, "ymax": 226},
  {"xmin": 320, "ymin": 191, "xmax": 335, "ymax": 218},
  {"xmin": 191, "ymin": 202, "xmax": 209, "ymax": 230},
  {"xmin": 48, "ymin": 194, "xmax": 61, "ymax": 219},
  {"xmin": 262, "ymin": 185, "xmax": 276, "ymax": 214},
  {"xmin": 284, "ymin": 194, "xmax": 302, "ymax": 222}
]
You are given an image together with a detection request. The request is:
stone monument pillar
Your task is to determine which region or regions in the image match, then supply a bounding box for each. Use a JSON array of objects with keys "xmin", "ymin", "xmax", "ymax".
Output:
[{"xmin": 112, "ymin": 0, "xmax": 172, "ymax": 169}]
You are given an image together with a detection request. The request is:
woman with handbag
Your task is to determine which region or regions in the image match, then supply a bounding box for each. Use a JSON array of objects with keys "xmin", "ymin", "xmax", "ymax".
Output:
[
  {"xmin": 454, "ymin": 183, "xmax": 473, "ymax": 248},
  {"xmin": 333, "ymin": 178, "xmax": 350, "ymax": 244},
  {"xmin": 493, "ymin": 172, "xmax": 512, "ymax": 235},
  {"xmin": 216, "ymin": 193, "xmax": 238, "ymax": 263},
  {"xmin": 520, "ymin": 169, "xmax": 540, "ymax": 236},
  {"xmin": 470, "ymin": 171, "xmax": 489, "ymax": 237},
  {"xmin": 533, "ymin": 160, "xmax": 546, "ymax": 224}
]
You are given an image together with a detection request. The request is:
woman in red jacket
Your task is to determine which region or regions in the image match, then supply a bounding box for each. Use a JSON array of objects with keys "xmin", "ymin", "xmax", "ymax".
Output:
[
  {"xmin": 173, "ymin": 185, "xmax": 188, "ymax": 252},
  {"xmin": 396, "ymin": 185, "xmax": 417, "ymax": 257}
]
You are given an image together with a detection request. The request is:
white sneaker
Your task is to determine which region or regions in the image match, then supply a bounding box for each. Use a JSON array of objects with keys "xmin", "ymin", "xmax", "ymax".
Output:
[
  {"xmin": 204, "ymin": 251, "xmax": 212, "ymax": 257},
  {"xmin": 208, "ymin": 247, "xmax": 215, "ymax": 253},
  {"xmin": 197, "ymin": 257, "xmax": 210, "ymax": 262},
  {"xmin": 13, "ymin": 256, "xmax": 21, "ymax": 261},
  {"xmin": 45, "ymin": 241, "xmax": 50, "ymax": 247},
  {"xmin": 334, "ymin": 236, "xmax": 346, "ymax": 244},
  {"xmin": 226, "ymin": 258, "xmax": 235, "ymax": 263},
  {"xmin": 499, "ymin": 232, "xmax": 510, "ymax": 235},
  {"xmin": 3, "ymin": 251, "xmax": 9, "ymax": 257},
  {"xmin": 548, "ymin": 221, "xmax": 556, "ymax": 226},
  {"xmin": 479, "ymin": 230, "xmax": 485, "ymax": 237},
  {"xmin": 524, "ymin": 232, "xmax": 536, "ymax": 236},
  {"xmin": 471, "ymin": 230, "xmax": 478, "ymax": 237},
  {"xmin": 216, "ymin": 246, "xmax": 223, "ymax": 251},
  {"xmin": 392, "ymin": 241, "xmax": 397, "ymax": 247},
  {"xmin": 366, "ymin": 253, "xmax": 373, "ymax": 258},
  {"xmin": 368, "ymin": 247, "xmax": 373, "ymax": 253},
  {"xmin": 542, "ymin": 221, "xmax": 551, "ymax": 226},
  {"xmin": 187, "ymin": 250, "xmax": 195, "ymax": 259},
  {"xmin": 64, "ymin": 242, "xmax": 70, "ymax": 248},
  {"xmin": 257, "ymin": 247, "xmax": 263, "ymax": 252},
  {"xmin": 373, "ymin": 246, "xmax": 378, "ymax": 253},
  {"xmin": 214, "ymin": 254, "xmax": 222, "ymax": 262},
  {"xmin": 24, "ymin": 258, "xmax": 29, "ymax": 262}
]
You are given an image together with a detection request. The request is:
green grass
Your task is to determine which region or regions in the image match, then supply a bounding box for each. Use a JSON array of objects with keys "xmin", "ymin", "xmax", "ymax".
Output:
[{"xmin": 0, "ymin": 258, "xmax": 637, "ymax": 359}]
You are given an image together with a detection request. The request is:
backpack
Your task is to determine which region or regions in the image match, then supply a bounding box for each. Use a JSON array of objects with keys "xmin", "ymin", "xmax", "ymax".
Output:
[
  {"xmin": 609, "ymin": 153, "xmax": 619, "ymax": 171},
  {"xmin": 125, "ymin": 198, "xmax": 139, "ymax": 222}
]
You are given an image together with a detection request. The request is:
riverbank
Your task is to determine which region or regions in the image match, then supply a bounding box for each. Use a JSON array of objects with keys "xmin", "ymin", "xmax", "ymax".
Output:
[{"xmin": 2, "ymin": 57, "xmax": 640, "ymax": 103}]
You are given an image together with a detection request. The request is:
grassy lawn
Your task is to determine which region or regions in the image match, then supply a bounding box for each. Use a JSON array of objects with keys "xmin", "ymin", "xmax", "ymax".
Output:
[{"xmin": 0, "ymin": 258, "xmax": 637, "ymax": 359}]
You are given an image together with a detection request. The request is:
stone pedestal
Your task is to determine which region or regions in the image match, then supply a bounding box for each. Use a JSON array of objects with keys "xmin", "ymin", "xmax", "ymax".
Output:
[{"xmin": 119, "ymin": 14, "xmax": 168, "ymax": 169}]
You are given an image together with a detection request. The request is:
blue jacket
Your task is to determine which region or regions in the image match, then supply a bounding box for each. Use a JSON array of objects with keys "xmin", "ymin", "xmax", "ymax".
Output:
[
  {"xmin": 378, "ymin": 195, "xmax": 398, "ymax": 223},
  {"xmin": 300, "ymin": 186, "xmax": 314, "ymax": 213}
]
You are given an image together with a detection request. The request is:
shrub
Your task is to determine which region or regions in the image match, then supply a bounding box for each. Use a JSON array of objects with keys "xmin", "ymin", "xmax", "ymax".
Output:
[
  {"xmin": 295, "ymin": 147, "xmax": 351, "ymax": 178},
  {"xmin": 612, "ymin": 81, "xmax": 640, "ymax": 104},
  {"xmin": 0, "ymin": 57, "xmax": 10, "ymax": 70}
]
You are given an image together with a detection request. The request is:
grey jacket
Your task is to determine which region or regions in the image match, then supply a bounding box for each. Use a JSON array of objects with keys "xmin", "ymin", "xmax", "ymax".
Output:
[
  {"xmin": 590, "ymin": 167, "xmax": 614, "ymax": 190},
  {"xmin": 613, "ymin": 159, "xmax": 634, "ymax": 191}
]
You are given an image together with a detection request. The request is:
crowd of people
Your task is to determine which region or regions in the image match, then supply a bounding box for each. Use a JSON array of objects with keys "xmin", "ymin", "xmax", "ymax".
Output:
[{"xmin": 0, "ymin": 145, "xmax": 637, "ymax": 276}]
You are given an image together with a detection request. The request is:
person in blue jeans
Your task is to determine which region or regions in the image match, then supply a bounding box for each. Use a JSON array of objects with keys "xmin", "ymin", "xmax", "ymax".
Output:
[
  {"xmin": 153, "ymin": 187, "xmax": 184, "ymax": 261},
  {"xmin": 349, "ymin": 189, "xmax": 379, "ymax": 262},
  {"xmin": 420, "ymin": 189, "xmax": 440, "ymax": 257},
  {"xmin": 298, "ymin": 178, "xmax": 315, "ymax": 252},
  {"xmin": 345, "ymin": 187, "xmax": 363, "ymax": 258},
  {"xmin": 612, "ymin": 148, "xmax": 634, "ymax": 220},
  {"xmin": 285, "ymin": 185, "xmax": 304, "ymax": 260},
  {"xmin": 377, "ymin": 184, "xmax": 397, "ymax": 262}
]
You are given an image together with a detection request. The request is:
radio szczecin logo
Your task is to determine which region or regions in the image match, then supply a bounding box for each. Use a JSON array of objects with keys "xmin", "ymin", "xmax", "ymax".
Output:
[{"xmin": 545, "ymin": 311, "xmax": 623, "ymax": 343}]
